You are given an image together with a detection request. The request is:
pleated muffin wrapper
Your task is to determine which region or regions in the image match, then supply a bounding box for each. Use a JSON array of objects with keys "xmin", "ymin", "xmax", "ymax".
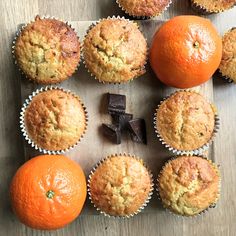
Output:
[
  {"xmin": 156, "ymin": 155, "xmax": 221, "ymax": 217},
  {"xmin": 116, "ymin": 0, "xmax": 172, "ymax": 19},
  {"xmin": 87, "ymin": 153, "xmax": 154, "ymax": 218},
  {"xmin": 12, "ymin": 15, "xmax": 81, "ymax": 85},
  {"xmin": 81, "ymin": 15, "xmax": 148, "ymax": 85},
  {"xmin": 153, "ymin": 90, "xmax": 220, "ymax": 156},
  {"xmin": 190, "ymin": 0, "xmax": 236, "ymax": 14},
  {"xmin": 20, "ymin": 86, "xmax": 88, "ymax": 155}
]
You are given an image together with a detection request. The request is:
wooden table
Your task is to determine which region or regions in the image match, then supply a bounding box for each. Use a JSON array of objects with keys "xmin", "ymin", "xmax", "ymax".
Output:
[{"xmin": 0, "ymin": 0, "xmax": 235, "ymax": 235}]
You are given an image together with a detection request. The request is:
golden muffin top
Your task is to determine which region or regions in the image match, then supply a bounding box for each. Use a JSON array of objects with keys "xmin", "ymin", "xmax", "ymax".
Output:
[
  {"xmin": 15, "ymin": 16, "xmax": 80, "ymax": 84},
  {"xmin": 24, "ymin": 89, "xmax": 87, "ymax": 151},
  {"xmin": 192, "ymin": 0, "xmax": 236, "ymax": 13},
  {"xmin": 117, "ymin": 0, "xmax": 171, "ymax": 17},
  {"xmin": 156, "ymin": 91, "xmax": 215, "ymax": 151},
  {"xmin": 89, "ymin": 155, "xmax": 152, "ymax": 216},
  {"xmin": 158, "ymin": 155, "xmax": 220, "ymax": 216},
  {"xmin": 219, "ymin": 28, "xmax": 236, "ymax": 83},
  {"xmin": 83, "ymin": 18, "xmax": 147, "ymax": 83}
]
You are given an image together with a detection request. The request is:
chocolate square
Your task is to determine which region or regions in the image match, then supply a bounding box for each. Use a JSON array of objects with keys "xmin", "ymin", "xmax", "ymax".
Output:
[
  {"xmin": 102, "ymin": 123, "xmax": 121, "ymax": 144},
  {"xmin": 111, "ymin": 113, "xmax": 133, "ymax": 131},
  {"xmin": 128, "ymin": 118, "xmax": 147, "ymax": 144},
  {"xmin": 107, "ymin": 93, "xmax": 126, "ymax": 114}
]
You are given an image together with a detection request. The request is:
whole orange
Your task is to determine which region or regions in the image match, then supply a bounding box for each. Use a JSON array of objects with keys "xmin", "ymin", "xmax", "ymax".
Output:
[
  {"xmin": 150, "ymin": 15, "xmax": 222, "ymax": 88},
  {"xmin": 10, "ymin": 155, "xmax": 87, "ymax": 230}
]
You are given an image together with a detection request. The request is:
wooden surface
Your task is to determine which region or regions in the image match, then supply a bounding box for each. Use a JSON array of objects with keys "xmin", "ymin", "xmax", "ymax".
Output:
[
  {"xmin": 21, "ymin": 20, "xmax": 214, "ymax": 215},
  {"xmin": 0, "ymin": 0, "xmax": 235, "ymax": 235}
]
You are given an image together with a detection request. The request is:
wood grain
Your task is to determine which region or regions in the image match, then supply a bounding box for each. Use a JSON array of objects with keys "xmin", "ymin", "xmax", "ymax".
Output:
[
  {"xmin": 0, "ymin": 0, "xmax": 235, "ymax": 235},
  {"xmin": 20, "ymin": 19, "xmax": 215, "ymax": 215}
]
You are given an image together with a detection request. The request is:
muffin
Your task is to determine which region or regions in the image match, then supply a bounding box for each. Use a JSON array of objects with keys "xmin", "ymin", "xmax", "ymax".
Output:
[
  {"xmin": 116, "ymin": 0, "xmax": 172, "ymax": 18},
  {"xmin": 21, "ymin": 87, "xmax": 87, "ymax": 153},
  {"xmin": 219, "ymin": 28, "xmax": 236, "ymax": 83},
  {"xmin": 154, "ymin": 91, "xmax": 218, "ymax": 154},
  {"xmin": 88, "ymin": 154, "xmax": 153, "ymax": 217},
  {"xmin": 13, "ymin": 16, "xmax": 80, "ymax": 84},
  {"xmin": 158, "ymin": 155, "xmax": 220, "ymax": 216},
  {"xmin": 83, "ymin": 18, "xmax": 147, "ymax": 83},
  {"xmin": 191, "ymin": 0, "xmax": 236, "ymax": 14}
]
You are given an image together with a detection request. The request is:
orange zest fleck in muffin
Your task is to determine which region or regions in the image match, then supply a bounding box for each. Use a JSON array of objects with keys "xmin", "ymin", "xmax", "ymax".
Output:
[
  {"xmin": 83, "ymin": 18, "xmax": 147, "ymax": 83},
  {"xmin": 14, "ymin": 16, "xmax": 80, "ymax": 84},
  {"xmin": 158, "ymin": 155, "xmax": 220, "ymax": 216},
  {"xmin": 88, "ymin": 154, "xmax": 153, "ymax": 217}
]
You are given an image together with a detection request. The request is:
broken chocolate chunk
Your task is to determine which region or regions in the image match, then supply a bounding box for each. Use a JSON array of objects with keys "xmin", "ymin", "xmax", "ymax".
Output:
[
  {"xmin": 107, "ymin": 93, "xmax": 126, "ymax": 114},
  {"xmin": 111, "ymin": 113, "xmax": 133, "ymax": 131},
  {"xmin": 102, "ymin": 123, "xmax": 121, "ymax": 144},
  {"xmin": 128, "ymin": 119, "xmax": 147, "ymax": 144}
]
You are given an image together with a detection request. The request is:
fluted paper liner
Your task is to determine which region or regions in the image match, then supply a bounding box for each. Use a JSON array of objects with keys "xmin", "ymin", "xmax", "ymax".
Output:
[
  {"xmin": 156, "ymin": 155, "xmax": 221, "ymax": 217},
  {"xmin": 87, "ymin": 153, "xmax": 154, "ymax": 218},
  {"xmin": 81, "ymin": 16, "xmax": 148, "ymax": 84},
  {"xmin": 12, "ymin": 15, "xmax": 81, "ymax": 84},
  {"xmin": 116, "ymin": 0, "xmax": 172, "ymax": 19},
  {"xmin": 153, "ymin": 90, "xmax": 220, "ymax": 156},
  {"xmin": 20, "ymin": 86, "xmax": 88, "ymax": 155}
]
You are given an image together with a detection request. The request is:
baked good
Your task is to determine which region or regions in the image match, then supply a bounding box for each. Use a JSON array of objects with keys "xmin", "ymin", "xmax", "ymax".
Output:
[
  {"xmin": 14, "ymin": 16, "xmax": 80, "ymax": 84},
  {"xmin": 158, "ymin": 155, "xmax": 220, "ymax": 216},
  {"xmin": 219, "ymin": 27, "xmax": 236, "ymax": 83},
  {"xmin": 88, "ymin": 154, "xmax": 153, "ymax": 217},
  {"xmin": 22, "ymin": 88, "xmax": 87, "ymax": 152},
  {"xmin": 191, "ymin": 0, "xmax": 236, "ymax": 14},
  {"xmin": 83, "ymin": 18, "xmax": 147, "ymax": 83},
  {"xmin": 117, "ymin": 0, "xmax": 172, "ymax": 17},
  {"xmin": 155, "ymin": 91, "xmax": 216, "ymax": 152}
]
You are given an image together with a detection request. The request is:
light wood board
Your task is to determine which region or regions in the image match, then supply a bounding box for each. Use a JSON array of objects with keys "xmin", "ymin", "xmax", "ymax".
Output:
[
  {"xmin": 0, "ymin": 0, "xmax": 236, "ymax": 235},
  {"xmin": 20, "ymin": 19, "xmax": 214, "ymax": 215}
]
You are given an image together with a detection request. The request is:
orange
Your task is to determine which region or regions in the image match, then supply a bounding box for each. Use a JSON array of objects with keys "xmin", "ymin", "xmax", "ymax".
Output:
[
  {"xmin": 150, "ymin": 15, "xmax": 222, "ymax": 88},
  {"xmin": 10, "ymin": 155, "xmax": 87, "ymax": 230}
]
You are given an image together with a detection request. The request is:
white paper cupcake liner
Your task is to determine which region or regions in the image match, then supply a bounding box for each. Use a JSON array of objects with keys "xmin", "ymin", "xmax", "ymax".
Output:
[
  {"xmin": 87, "ymin": 153, "xmax": 154, "ymax": 218},
  {"xmin": 156, "ymin": 155, "xmax": 221, "ymax": 217},
  {"xmin": 153, "ymin": 90, "xmax": 220, "ymax": 156},
  {"xmin": 20, "ymin": 86, "xmax": 88, "ymax": 155},
  {"xmin": 116, "ymin": 0, "xmax": 172, "ymax": 19},
  {"xmin": 12, "ymin": 15, "xmax": 81, "ymax": 85},
  {"xmin": 81, "ymin": 16, "xmax": 148, "ymax": 85}
]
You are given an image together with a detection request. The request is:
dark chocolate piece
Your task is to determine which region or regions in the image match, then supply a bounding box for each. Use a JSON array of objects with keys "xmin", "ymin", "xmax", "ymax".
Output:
[
  {"xmin": 102, "ymin": 123, "xmax": 121, "ymax": 144},
  {"xmin": 128, "ymin": 118, "xmax": 147, "ymax": 144},
  {"xmin": 111, "ymin": 113, "xmax": 133, "ymax": 131},
  {"xmin": 107, "ymin": 93, "xmax": 126, "ymax": 114}
]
